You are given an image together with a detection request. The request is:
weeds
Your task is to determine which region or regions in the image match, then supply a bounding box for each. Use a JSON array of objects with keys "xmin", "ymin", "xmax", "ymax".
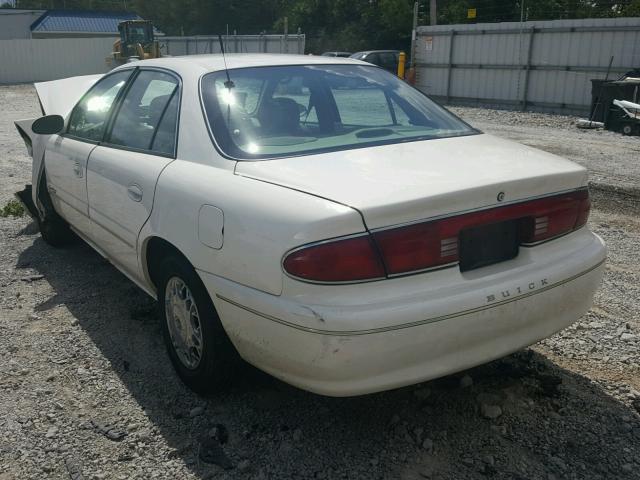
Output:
[{"xmin": 0, "ymin": 199, "xmax": 25, "ymax": 218}]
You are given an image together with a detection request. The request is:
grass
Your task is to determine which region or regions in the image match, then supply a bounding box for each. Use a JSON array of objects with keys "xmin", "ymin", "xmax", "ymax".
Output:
[{"xmin": 0, "ymin": 199, "xmax": 25, "ymax": 218}]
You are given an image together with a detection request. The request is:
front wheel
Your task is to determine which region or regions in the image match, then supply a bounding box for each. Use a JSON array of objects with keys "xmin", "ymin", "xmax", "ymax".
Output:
[
  {"xmin": 37, "ymin": 178, "xmax": 75, "ymax": 247},
  {"xmin": 38, "ymin": 213, "xmax": 75, "ymax": 247},
  {"xmin": 158, "ymin": 256, "xmax": 238, "ymax": 394}
]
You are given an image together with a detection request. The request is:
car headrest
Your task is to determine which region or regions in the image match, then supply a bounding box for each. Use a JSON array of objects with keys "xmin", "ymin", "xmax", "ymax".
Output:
[
  {"xmin": 258, "ymin": 97, "xmax": 301, "ymax": 135},
  {"xmin": 149, "ymin": 94, "xmax": 171, "ymax": 124}
]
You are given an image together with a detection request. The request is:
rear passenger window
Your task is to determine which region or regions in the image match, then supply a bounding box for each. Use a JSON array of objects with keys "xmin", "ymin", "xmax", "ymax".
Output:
[
  {"xmin": 67, "ymin": 71, "xmax": 132, "ymax": 142},
  {"xmin": 151, "ymin": 93, "xmax": 179, "ymax": 155},
  {"xmin": 107, "ymin": 70, "xmax": 179, "ymax": 155}
]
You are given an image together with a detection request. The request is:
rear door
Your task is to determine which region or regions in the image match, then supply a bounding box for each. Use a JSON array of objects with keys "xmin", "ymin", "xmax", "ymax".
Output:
[
  {"xmin": 45, "ymin": 70, "xmax": 132, "ymax": 235},
  {"xmin": 86, "ymin": 68, "xmax": 180, "ymax": 277}
]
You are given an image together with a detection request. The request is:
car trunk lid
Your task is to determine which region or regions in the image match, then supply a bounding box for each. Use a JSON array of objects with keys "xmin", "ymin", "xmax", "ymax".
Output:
[{"xmin": 235, "ymin": 133, "xmax": 588, "ymax": 230}]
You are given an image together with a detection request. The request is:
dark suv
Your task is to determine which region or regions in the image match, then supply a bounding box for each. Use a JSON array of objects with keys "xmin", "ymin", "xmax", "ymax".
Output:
[{"xmin": 349, "ymin": 50, "xmax": 400, "ymax": 73}]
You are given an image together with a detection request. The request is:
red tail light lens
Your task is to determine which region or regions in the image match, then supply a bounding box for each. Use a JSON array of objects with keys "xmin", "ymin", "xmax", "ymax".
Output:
[
  {"xmin": 283, "ymin": 235, "xmax": 385, "ymax": 282},
  {"xmin": 373, "ymin": 218, "xmax": 462, "ymax": 274},
  {"xmin": 518, "ymin": 189, "xmax": 589, "ymax": 243},
  {"xmin": 375, "ymin": 189, "xmax": 590, "ymax": 275},
  {"xmin": 283, "ymin": 189, "xmax": 590, "ymax": 283},
  {"xmin": 574, "ymin": 194, "xmax": 591, "ymax": 230}
]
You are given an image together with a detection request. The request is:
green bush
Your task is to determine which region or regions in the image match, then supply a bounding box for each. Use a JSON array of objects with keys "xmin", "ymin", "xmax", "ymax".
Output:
[{"xmin": 0, "ymin": 199, "xmax": 25, "ymax": 218}]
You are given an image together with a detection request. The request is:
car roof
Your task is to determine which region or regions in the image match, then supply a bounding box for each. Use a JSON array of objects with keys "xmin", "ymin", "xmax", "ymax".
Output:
[
  {"xmin": 351, "ymin": 50, "xmax": 400, "ymax": 55},
  {"xmin": 114, "ymin": 53, "xmax": 369, "ymax": 76}
]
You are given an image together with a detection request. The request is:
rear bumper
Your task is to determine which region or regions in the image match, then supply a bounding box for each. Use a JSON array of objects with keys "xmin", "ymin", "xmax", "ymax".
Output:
[{"xmin": 199, "ymin": 229, "xmax": 606, "ymax": 396}]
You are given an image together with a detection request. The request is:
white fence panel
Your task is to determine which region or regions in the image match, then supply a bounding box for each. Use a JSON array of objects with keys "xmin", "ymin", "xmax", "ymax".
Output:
[
  {"xmin": 0, "ymin": 34, "xmax": 306, "ymax": 85},
  {"xmin": 415, "ymin": 17, "xmax": 640, "ymax": 113},
  {"xmin": 0, "ymin": 37, "xmax": 116, "ymax": 84},
  {"xmin": 159, "ymin": 34, "xmax": 305, "ymax": 56}
]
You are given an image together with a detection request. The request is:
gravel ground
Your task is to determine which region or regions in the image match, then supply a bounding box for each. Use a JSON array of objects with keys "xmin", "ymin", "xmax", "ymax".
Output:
[
  {"xmin": 1, "ymin": 85, "xmax": 639, "ymax": 480},
  {"xmin": 449, "ymin": 105, "xmax": 640, "ymax": 194}
]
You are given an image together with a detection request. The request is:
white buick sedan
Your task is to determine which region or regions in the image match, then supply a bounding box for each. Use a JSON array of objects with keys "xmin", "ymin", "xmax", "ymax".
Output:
[{"xmin": 16, "ymin": 54, "xmax": 606, "ymax": 396}]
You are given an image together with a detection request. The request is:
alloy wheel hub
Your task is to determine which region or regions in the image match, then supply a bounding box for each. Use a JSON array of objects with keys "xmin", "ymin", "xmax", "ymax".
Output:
[{"xmin": 164, "ymin": 276, "xmax": 203, "ymax": 369}]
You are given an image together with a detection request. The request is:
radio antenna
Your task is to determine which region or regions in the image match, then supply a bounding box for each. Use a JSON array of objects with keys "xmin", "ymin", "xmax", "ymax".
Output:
[{"xmin": 218, "ymin": 34, "xmax": 234, "ymax": 90}]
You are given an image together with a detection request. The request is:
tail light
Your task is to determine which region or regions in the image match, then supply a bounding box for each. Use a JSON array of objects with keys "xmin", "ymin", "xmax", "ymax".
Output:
[
  {"xmin": 282, "ymin": 235, "xmax": 385, "ymax": 282},
  {"xmin": 283, "ymin": 188, "xmax": 590, "ymax": 283},
  {"xmin": 574, "ymin": 192, "xmax": 591, "ymax": 229},
  {"xmin": 519, "ymin": 188, "xmax": 590, "ymax": 243}
]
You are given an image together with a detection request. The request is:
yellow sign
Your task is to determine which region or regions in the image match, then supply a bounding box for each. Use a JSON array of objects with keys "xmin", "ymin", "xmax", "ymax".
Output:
[{"xmin": 467, "ymin": 8, "xmax": 477, "ymax": 19}]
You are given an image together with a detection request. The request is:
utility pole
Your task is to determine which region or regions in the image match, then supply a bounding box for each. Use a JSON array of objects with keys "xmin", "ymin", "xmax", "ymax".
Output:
[
  {"xmin": 517, "ymin": 0, "xmax": 526, "ymax": 108},
  {"xmin": 410, "ymin": 2, "xmax": 418, "ymax": 66},
  {"xmin": 430, "ymin": 0, "xmax": 437, "ymax": 26},
  {"xmin": 284, "ymin": 16, "xmax": 288, "ymax": 54}
]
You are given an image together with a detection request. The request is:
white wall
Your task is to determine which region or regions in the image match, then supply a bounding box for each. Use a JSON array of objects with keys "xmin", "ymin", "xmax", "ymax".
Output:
[
  {"xmin": 415, "ymin": 17, "xmax": 640, "ymax": 113},
  {"xmin": 0, "ymin": 35, "xmax": 307, "ymax": 85},
  {"xmin": 0, "ymin": 37, "xmax": 117, "ymax": 84},
  {"xmin": 0, "ymin": 10, "xmax": 44, "ymax": 40},
  {"xmin": 159, "ymin": 34, "xmax": 306, "ymax": 55}
]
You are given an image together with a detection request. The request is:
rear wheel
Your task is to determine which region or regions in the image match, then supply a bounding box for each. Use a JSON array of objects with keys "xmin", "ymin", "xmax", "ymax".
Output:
[{"xmin": 158, "ymin": 256, "xmax": 237, "ymax": 394}]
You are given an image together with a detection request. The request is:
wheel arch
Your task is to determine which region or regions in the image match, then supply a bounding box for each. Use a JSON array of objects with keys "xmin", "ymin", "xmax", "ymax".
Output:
[
  {"xmin": 145, "ymin": 234, "xmax": 241, "ymax": 392},
  {"xmin": 142, "ymin": 236, "xmax": 193, "ymax": 294}
]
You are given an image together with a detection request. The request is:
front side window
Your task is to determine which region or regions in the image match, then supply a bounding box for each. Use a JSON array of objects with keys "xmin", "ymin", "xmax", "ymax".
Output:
[
  {"xmin": 107, "ymin": 70, "xmax": 179, "ymax": 155},
  {"xmin": 127, "ymin": 25, "xmax": 148, "ymax": 44},
  {"xmin": 67, "ymin": 70, "xmax": 132, "ymax": 142},
  {"xmin": 201, "ymin": 64, "xmax": 476, "ymax": 160}
]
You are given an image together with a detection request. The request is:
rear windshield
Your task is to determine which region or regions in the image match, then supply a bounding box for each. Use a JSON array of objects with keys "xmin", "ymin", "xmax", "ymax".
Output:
[{"xmin": 201, "ymin": 64, "xmax": 476, "ymax": 160}]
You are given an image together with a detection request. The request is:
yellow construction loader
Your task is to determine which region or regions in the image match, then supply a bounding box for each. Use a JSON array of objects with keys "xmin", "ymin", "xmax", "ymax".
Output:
[{"xmin": 106, "ymin": 20, "xmax": 161, "ymax": 68}]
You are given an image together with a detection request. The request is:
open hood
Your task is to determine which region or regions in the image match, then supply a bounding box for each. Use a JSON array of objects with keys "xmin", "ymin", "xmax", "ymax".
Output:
[
  {"xmin": 34, "ymin": 74, "xmax": 102, "ymax": 117},
  {"xmin": 14, "ymin": 74, "xmax": 102, "ymax": 217}
]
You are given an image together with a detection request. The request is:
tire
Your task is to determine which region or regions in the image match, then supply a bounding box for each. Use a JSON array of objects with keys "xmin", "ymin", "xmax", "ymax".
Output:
[
  {"xmin": 37, "ymin": 177, "xmax": 75, "ymax": 247},
  {"xmin": 622, "ymin": 124, "xmax": 633, "ymax": 136},
  {"xmin": 158, "ymin": 255, "xmax": 238, "ymax": 394}
]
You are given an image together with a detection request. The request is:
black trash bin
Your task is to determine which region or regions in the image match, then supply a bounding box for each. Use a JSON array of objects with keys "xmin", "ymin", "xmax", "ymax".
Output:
[{"xmin": 590, "ymin": 79, "xmax": 639, "ymax": 124}]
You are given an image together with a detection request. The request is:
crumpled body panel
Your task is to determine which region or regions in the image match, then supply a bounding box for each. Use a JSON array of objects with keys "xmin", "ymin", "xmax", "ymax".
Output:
[{"xmin": 14, "ymin": 74, "xmax": 103, "ymax": 214}]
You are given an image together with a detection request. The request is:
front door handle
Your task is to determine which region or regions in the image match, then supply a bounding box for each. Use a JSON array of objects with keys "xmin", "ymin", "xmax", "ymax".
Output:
[
  {"xmin": 73, "ymin": 162, "xmax": 83, "ymax": 178},
  {"xmin": 127, "ymin": 184, "xmax": 143, "ymax": 202}
]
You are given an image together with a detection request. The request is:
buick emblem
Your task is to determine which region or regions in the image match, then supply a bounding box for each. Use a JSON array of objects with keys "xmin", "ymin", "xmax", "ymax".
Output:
[{"xmin": 497, "ymin": 191, "xmax": 505, "ymax": 202}]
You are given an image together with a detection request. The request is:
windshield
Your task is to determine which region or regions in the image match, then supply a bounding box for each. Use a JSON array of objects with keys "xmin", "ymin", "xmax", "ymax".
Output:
[{"xmin": 201, "ymin": 64, "xmax": 476, "ymax": 160}]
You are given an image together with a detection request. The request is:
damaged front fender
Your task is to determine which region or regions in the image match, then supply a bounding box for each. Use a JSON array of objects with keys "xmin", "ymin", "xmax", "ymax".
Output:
[
  {"xmin": 13, "ymin": 74, "xmax": 102, "ymax": 217},
  {"xmin": 14, "ymin": 117, "xmax": 48, "ymax": 218}
]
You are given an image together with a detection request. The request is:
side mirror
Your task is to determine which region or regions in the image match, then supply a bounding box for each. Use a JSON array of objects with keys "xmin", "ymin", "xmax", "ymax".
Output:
[{"xmin": 32, "ymin": 115, "xmax": 64, "ymax": 135}]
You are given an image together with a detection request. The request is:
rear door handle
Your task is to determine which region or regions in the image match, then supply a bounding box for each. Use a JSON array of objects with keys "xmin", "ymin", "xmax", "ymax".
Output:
[
  {"xmin": 127, "ymin": 184, "xmax": 143, "ymax": 202},
  {"xmin": 73, "ymin": 162, "xmax": 83, "ymax": 178}
]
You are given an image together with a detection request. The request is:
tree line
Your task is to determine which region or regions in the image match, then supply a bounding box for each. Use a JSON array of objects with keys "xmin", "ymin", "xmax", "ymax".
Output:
[{"xmin": 3, "ymin": 0, "xmax": 639, "ymax": 53}]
